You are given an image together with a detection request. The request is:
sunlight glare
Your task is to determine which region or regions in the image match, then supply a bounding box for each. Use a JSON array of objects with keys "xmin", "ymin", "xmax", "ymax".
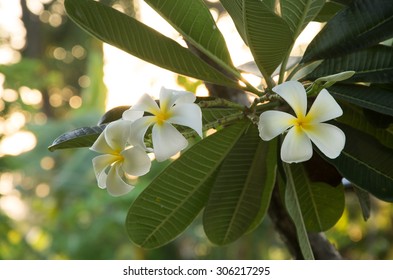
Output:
[
  {"xmin": 0, "ymin": 195, "xmax": 28, "ymax": 221},
  {"xmin": 0, "ymin": 131, "xmax": 37, "ymax": 156},
  {"xmin": 103, "ymin": 0, "xmax": 185, "ymax": 111}
]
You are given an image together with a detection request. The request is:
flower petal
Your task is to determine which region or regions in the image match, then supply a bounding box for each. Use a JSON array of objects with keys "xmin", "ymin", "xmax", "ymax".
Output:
[
  {"xmin": 92, "ymin": 154, "xmax": 119, "ymax": 189},
  {"xmin": 258, "ymin": 110, "xmax": 297, "ymax": 141},
  {"xmin": 121, "ymin": 146, "xmax": 152, "ymax": 176},
  {"xmin": 159, "ymin": 88, "xmax": 196, "ymax": 110},
  {"xmin": 152, "ymin": 122, "xmax": 188, "ymax": 161},
  {"xmin": 173, "ymin": 90, "xmax": 196, "ymax": 104},
  {"xmin": 169, "ymin": 103, "xmax": 203, "ymax": 137},
  {"xmin": 104, "ymin": 119, "xmax": 131, "ymax": 151},
  {"xmin": 128, "ymin": 116, "xmax": 155, "ymax": 149},
  {"xmin": 122, "ymin": 109, "xmax": 144, "ymax": 122},
  {"xmin": 303, "ymin": 123, "xmax": 346, "ymax": 159},
  {"xmin": 281, "ymin": 126, "xmax": 313, "ymax": 163},
  {"xmin": 90, "ymin": 129, "xmax": 113, "ymax": 154},
  {"xmin": 159, "ymin": 87, "xmax": 178, "ymax": 112},
  {"xmin": 306, "ymin": 89, "xmax": 343, "ymax": 123},
  {"xmin": 106, "ymin": 163, "xmax": 134, "ymax": 196},
  {"xmin": 130, "ymin": 93, "xmax": 160, "ymax": 115},
  {"xmin": 273, "ymin": 81, "xmax": 307, "ymax": 117}
]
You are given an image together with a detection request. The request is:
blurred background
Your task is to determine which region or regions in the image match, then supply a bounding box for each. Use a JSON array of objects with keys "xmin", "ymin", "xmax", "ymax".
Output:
[{"xmin": 0, "ymin": 0, "xmax": 392, "ymax": 260}]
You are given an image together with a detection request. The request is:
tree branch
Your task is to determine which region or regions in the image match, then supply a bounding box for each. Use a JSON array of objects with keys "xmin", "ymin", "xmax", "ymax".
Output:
[{"xmin": 268, "ymin": 185, "xmax": 343, "ymax": 259}]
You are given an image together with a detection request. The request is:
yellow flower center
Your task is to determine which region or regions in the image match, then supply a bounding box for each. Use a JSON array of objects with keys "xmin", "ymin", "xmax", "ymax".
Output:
[
  {"xmin": 292, "ymin": 114, "xmax": 308, "ymax": 129},
  {"xmin": 294, "ymin": 118, "xmax": 304, "ymax": 128},
  {"xmin": 154, "ymin": 109, "xmax": 171, "ymax": 126}
]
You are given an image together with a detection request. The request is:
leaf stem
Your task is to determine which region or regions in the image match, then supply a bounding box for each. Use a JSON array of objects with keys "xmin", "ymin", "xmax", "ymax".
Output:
[{"xmin": 197, "ymin": 98, "xmax": 245, "ymax": 110}]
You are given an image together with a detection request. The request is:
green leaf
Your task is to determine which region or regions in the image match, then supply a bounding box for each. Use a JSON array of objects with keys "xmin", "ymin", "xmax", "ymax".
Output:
[
  {"xmin": 238, "ymin": 56, "xmax": 302, "ymax": 78},
  {"xmin": 144, "ymin": 0, "xmax": 236, "ymax": 72},
  {"xmin": 314, "ymin": 71, "xmax": 355, "ymax": 84},
  {"xmin": 64, "ymin": 0, "xmax": 239, "ymax": 88},
  {"xmin": 337, "ymin": 102, "xmax": 393, "ymax": 149},
  {"xmin": 203, "ymin": 124, "xmax": 277, "ymax": 245},
  {"xmin": 98, "ymin": 106, "xmax": 130, "ymax": 125},
  {"xmin": 325, "ymin": 123, "xmax": 393, "ymax": 202},
  {"xmin": 280, "ymin": 0, "xmax": 325, "ymax": 39},
  {"xmin": 283, "ymin": 162, "xmax": 314, "ymax": 260},
  {"xmin": 353, "ymin": 185, "xmax": 371, "ymax": 221},
  {"xmin": 331, "ymin": 0, "xmax": 352, "ymax": 5},
  {"xmin": 363, "ymin": 106, "xmax": 393, "ymax": 128},
  {"xmin": 306, "ymin": 45, "xmax": 393, "ymax": 84},
  {"xmin": 244, "ymin": 0, "xmax": 294, "ymax": 77},
  {"xmin": 219, "ymin": 0, "xmax": 247, "ymax": 44},
  {"xmin": 289, "ymin": 163, "xmax": 345, "ymax": 232},
  {"xmin": 247, "ymin": 139, "xmax": 278, "ymax": 232},
  {"xmin": 329, "ymin": 84, "xmax": 393, "ymax": 117},
  {"xmin": 313, "ymin": 2, "xmax": 344, "ymax": 22},
  {"xmin": 302, "ymin": 0, "xmax": 393, "ymax": 62},
  {"xmin": 48, "ymin": 125, "xmax": 105, "ymax": 152},
  {"xmin": 126, "ymin": 121, "xmax": 249, "ymax": 248}
]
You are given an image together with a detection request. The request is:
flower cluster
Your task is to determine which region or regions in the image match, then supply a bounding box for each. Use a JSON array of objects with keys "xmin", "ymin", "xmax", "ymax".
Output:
[
  {"xmin": 258, "ymin": 81, "xmax": 345, "ymax": 163},
  {"xmin": 90, "ymin": 81, "xmax": 345, "ymax": 196},
  {"xmin": 90, "ymin": 87, "xmax": 202, "ymax": 196}
]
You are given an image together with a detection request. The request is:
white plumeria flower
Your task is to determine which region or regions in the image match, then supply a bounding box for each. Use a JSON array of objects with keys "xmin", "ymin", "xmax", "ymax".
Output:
[
  {"xmin": 258, "ymin": 81, "xmax": 346, "ymax": 163},
  {"xmin": 122, "ymin": 87, "xmax": 203, "ymax": 162},
  {"xmin": 90, "ymin": 119, "xmax": 151, "ymax": 196}
]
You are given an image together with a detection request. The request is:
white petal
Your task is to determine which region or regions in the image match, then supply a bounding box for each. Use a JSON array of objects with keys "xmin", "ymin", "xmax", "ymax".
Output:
[
  {"xmin": 104, "ymin": 119, "xmax": 131, "ymax": 151},
  {"xmin": 90, "ymin": 129, "xmax": 113, "ymax": 154},
  {"xmin": 92, "ymin": 154, "xmax": 118, "ymax": 189},
  {"xmin": 273, "ymin": 81, "xmax": 307, "ymax": 117},
  {"xmin": 106, "ymin": 163, "xmax": 134, "ymax": 196},
  {"xmin": 306, "ymin": 89, "xmax": 343, "ymax": 123},
  {"xmin": 169, "ymin": 103, "xmax": 203, "ymax": 137},
  {"xmin": 173, "ymin": 90, "xmax": 196, "ymax": 104},
  {"xmin": 152, "ymin": 122, "xmax": 188, "ymax": 162},
  {"xmin": 128, "ymin": 116, "xmax": 155, "ymax": 149},
  {"xmin": 281, "ymin": 126, "xmax": 313, "ymax": 163},
  {"xmin": 131, "ymin": 93, "xmax": 160, "ymax": 115},
  {"xmin": 258, "ymin": 110, "xmax": 297, "ymax": 141},
  {"xmin": 303, "ymin": 123, "xmax": 346, "ymax": 159},
  {"xmin": 159, "ymin": 88, "xmax": 196, "ymax": 110},
  {"xmin": 121, "ymin": 146, "xmax": 151, "ymax": 176},
  {"xmin": 97, "ymin": 171, "xmax": 107, "ymax": 189},
  {"xmin": 122, "ymin": 108, "xmax": 144, "ymax": 122},
  {"xmin": 158, "ymin": 87, "xmax": 176, "ymax": 111}
]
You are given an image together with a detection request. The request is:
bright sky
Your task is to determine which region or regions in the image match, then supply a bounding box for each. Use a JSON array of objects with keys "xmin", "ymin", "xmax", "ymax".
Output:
[{"xmin": 103, "ymin": 0, "xmax": 256, "ymax": 110}]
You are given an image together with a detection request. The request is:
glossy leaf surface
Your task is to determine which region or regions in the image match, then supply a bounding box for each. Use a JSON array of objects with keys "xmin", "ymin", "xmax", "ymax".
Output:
[{"xmin": 48, "ymin": 125, "xmax": 105, "ymax": 152}]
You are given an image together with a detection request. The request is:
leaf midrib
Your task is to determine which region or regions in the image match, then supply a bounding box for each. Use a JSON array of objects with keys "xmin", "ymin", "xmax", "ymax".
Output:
[
  {"xmin": 294, "ymin": 164, "xmax": 323, "ymax": 230},
  {"xmin": 140, "ymin": 123, "xmax": 247, "ymax": 246}
]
